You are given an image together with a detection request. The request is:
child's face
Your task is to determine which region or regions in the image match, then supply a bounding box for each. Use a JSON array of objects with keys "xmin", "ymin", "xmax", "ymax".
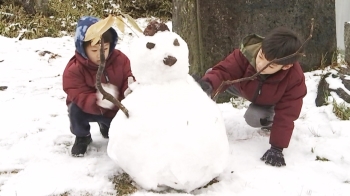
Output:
[
  {"xmin": 255, "ymin": 49, "xmax": 292, "ymax": 74},
  {"xmin": 85, "ymin": 43, "xmax": 110, "ymax": 66}
]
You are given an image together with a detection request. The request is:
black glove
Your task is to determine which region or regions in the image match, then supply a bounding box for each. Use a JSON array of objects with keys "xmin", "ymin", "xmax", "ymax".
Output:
[
  {"xmin": 260, "ymin": 146, "xmax": 286, "ymax": 167},
  {"xmin": 197, "ymin": 79, "xmax": 213, "ymax": 96},
  {"xmin": 191, "ymin": 74, "xmax": 213, "ymax": 97}
]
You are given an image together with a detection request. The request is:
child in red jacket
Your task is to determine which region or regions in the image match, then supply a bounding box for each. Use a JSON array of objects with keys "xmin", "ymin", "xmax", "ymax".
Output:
[
  {"xmin": 197, "ymin": 27, "xmax": 307, "ymax": 167},
  {"xmin": 63, "ymin": 16, "xmax": 133, "ymax": 157}
]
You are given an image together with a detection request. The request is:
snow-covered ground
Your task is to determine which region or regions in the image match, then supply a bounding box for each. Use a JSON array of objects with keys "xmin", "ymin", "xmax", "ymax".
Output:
[{"xmin": 0, "ymin": 19, "xmax": 349, "ymax": 196}]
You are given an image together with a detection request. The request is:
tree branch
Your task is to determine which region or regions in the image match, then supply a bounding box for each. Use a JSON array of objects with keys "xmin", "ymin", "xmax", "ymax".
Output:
[
  {"xmin": 95, "ymin": 38, "xmax": 129, "ymax": 118},
  {"xmin": 212, "ymin": 18, "xmax": 315, "ymax": 101}
]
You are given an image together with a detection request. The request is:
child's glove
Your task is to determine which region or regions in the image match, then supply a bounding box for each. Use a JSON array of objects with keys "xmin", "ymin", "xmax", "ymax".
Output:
[
  {"xmin": 124, "ymin": 76, "xmax": 135, "ymax": 98},
  {"xmin": 197, "ymin": 79, "xmax": 213, "ymax": 97},
  {"xmin": 260, "ymin": 146, "xmax": 286, "ymax": 167},
  {"xmin": 96, "ymin": 83, "xmax": 119, "ymax": 109},
  {"xmin": 191, "ymin": 74, "xmax": 213, "ymax": 97}
]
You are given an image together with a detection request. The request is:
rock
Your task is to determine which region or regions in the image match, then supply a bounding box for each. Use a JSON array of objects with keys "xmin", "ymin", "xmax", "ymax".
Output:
[
  {"xmin": 0, "ymin": 86, "xmax": 8, "ymax": 91},
  {"xmin": 143, "ymin": 21, "xmax": 170, "ymax": 36},
  {"xmin": 315, "ymin": 67, "xmax": 350, "ymax": 107},
  {"xmin": 315, "ymin": 73, "xmax": 330, "ymax": 107}
]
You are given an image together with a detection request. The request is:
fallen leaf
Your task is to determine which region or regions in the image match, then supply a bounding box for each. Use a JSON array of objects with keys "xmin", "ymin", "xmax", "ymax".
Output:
[
  {"xmin": 115, "ymin": 16, "xmax": 125, "ymax": 33},
  {"xmin": 121, "ymin": 13, "xmax": 143, "ymax": 33},
  {"xmin": 84, "ymin": 14, "xmax": 116, "ymax": 46}
]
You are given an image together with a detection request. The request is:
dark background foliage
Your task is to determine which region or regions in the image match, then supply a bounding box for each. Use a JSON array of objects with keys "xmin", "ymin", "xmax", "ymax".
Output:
[{"xmin": 0, "ymin": 0, "xmax": 172, "ymax": 39}]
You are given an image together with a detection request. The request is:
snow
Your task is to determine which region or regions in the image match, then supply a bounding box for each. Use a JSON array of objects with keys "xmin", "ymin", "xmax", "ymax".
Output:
[
  {"xmin": 326, "ymin": 73, "xmax": 350, "ymax": 94},
  {"xmin": 0, "ymin": 19, "xmax": 350, "ymax": 196},
  {"xmin": 96, "ymin": 83, "xmax": 119, "ymax": 109}
]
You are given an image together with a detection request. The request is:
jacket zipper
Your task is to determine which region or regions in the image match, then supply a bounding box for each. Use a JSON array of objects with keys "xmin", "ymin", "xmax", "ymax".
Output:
[
  {"xmin": 103, "ymin": 71, "xmax": 110, "ymax": 83},
  {"xmin": 252, "ymin": 78, "xmax": 264, "ymax": 103}
]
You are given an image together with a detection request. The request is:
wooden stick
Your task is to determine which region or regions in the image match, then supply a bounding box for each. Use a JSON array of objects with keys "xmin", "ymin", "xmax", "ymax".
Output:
[{"xmin": 95, "ymin": 38, "xmax": 130, "ymax": 118}]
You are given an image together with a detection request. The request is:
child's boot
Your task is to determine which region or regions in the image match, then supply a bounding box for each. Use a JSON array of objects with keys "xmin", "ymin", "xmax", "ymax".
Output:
[
  {"xmin": 71, "ymin": 135, "xmax": 92, "ymax": 157},
  {"xmin": 98, "ymin": 122, "xmax": 109, "ymax": 138}
]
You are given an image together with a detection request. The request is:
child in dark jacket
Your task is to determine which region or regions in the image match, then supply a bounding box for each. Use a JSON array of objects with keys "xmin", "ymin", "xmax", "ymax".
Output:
[
  {"xmin": 197, "ymin": 27, "xmax": 307, "ymax": 167},
  {"xmin": 63, "ymin": 16, "xmax": 133, "ymax": 157}
]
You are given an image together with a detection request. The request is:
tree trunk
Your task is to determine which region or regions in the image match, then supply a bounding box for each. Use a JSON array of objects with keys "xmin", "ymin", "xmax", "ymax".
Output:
[
  {"xmin": 21, "ymin": 0, "xmax": 36, "ymax": 15},
  {"xmin": 172, "ymin": 1, "xmax": 336, "ymax": 72},
  {"xmin": 36, "ymin": 0, "xmax": 49, "ymax": 14},
  {"xmin": 345, "ymin": 22, "xmax": 350, "ymax": 65},
  {"xmin": 172, "ymin": 0, "xmax": 202, "ymax": 74},
  {"xmin": 172, "ymin": 0, "xmax": 233, "ymax": 103},
  {"xmin": 173, "ymin": 0, "xmax": 336, "ymax": 102}
]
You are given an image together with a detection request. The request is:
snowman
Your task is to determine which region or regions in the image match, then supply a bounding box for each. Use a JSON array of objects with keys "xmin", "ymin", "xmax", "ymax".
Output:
[{"xmin": 107, "ymin": 21, "xmax": 230, "ymax": 192}]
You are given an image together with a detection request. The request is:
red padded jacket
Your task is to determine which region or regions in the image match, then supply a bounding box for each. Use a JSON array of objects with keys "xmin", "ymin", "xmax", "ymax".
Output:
[
  {"xmin": 63, "ymin": 50, "xmax": 132, "ymax": 118},
  {"xmin": 203, "ymin": 49, "xmax": 307, "ymax": 148}
]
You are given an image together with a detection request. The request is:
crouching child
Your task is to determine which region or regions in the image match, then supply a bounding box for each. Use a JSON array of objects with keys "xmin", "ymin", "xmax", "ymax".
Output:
[
  {"xmin": 196, "ymin": 27, "xmax": 307, "ymax": 167},
  {"xmin": 62, "ymin": 16, "xmax": 133, "ymax": 157}
]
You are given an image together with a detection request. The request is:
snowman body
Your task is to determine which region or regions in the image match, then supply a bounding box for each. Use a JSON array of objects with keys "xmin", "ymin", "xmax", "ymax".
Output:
[{"xmin": 107, "ymin": 31, "xmax": 230, "ymax": 192}]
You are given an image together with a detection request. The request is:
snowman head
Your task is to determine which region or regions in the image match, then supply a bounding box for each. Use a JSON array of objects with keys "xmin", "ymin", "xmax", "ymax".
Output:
[{"xmin": 129, "ymin": 22, "xmax": 190, "ymax": 84}]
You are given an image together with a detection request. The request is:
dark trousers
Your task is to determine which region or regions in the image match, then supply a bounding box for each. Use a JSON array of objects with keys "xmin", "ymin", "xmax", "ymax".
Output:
[
  {"xmin": 226, "ymin": 85, "xmax": 274, "ymax": 127},
  {"xmin": 68, "ymin": 103, "xmax": 112, "ymax": 137}
]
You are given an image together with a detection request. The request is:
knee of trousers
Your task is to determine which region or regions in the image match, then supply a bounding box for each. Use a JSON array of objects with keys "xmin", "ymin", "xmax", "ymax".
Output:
[
  {"xmin": 68, "ymin": 103, "xmax": 87, "ymax": 120},
  {"xmin": 244, "ymin": 113, "xmax": 263, "ymax": 127},
  {"xmin": 244, "ymin": 104, "xmax": 274, "ymax": 127},
  {"xmin": 68, "ymin": 103, "xmax": 91, "ymax": 136}
]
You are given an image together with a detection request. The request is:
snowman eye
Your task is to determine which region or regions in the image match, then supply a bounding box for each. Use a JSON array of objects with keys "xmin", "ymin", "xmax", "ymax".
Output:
[
  {"xmin": 146, "ymin": 42, "xmax": 155, "ymax": 49},
  {"xmin": 173, "ymin": 39, "xmax": 180, "ymax": 46}
]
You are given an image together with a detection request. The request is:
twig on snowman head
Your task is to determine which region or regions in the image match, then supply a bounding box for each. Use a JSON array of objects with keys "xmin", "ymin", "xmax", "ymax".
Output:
[
  {"xmin": 95, "ymin": 37, "xmax": 130, "ymax": 118},
  {"xmin": 212, "ymin": 18, "xmax": 315, "ymax": 101}
]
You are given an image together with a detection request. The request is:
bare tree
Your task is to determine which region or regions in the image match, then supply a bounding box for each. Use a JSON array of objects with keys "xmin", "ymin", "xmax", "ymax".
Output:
[
  {"xmin": 20, "ymin": 0, "xmax": 36, "ymax": 15},
  {"xmin": 15, "ymin": 0, "xmax": 49, "ymax": 15},
  {"xmin": 36, "ymin": 0, "xmax": 49, "ymax": 14}
]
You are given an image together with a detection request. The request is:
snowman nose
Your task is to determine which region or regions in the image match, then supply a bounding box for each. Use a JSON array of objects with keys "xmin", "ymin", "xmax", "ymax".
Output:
[{"xmin": 163, "ymin": 55, "xmax": 177, "ymax": 66}]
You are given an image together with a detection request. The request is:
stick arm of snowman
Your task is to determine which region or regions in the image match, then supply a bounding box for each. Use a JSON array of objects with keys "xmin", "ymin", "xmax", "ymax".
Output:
[
  {"xmin": 96, "ymin": 38, "xmax": 130, "ymax": 118},
  {"xmin": 86, "ymin": 15, "xmax": 130, "ymax": 118}
]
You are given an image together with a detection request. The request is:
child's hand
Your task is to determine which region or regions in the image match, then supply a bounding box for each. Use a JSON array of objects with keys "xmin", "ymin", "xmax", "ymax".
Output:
[
  {"xmin": 124, "ymin": 76, "xmax": 135, "ymax": 98},
  {"xmin": 197, "ymin": 79, "xmax": 213, "ymax": 97},
  {"xmin": 96, "ymin": 83, "xmax": 119, "ymax": 109},
  {"xmin": 260, "ymin": 146, "xmax": 286, "ymax": 167}
]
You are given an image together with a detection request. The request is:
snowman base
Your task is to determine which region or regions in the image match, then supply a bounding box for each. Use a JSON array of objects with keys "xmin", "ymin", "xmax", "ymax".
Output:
[
  {"xmin": 107, "ymin": 79, "xmax": 230, "ymax": 192},
  {"xmin": 113, "ymin": 172, "xmax": 220, "ymax": 194},
  {"xmin": 107, "ymin": 28, "xmax": 230, "ymax": 193}
]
